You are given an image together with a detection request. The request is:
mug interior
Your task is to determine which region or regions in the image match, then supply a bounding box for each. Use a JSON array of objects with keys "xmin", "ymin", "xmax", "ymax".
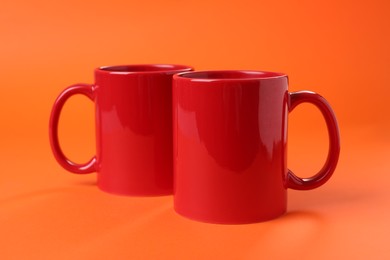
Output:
[
  {"xmin": 99, "ymin": 64, "xmax": 192, "ymax": 73},
  {"xmin": 178, "ymin": 70, "xmax": 285, "ymax": 80}
]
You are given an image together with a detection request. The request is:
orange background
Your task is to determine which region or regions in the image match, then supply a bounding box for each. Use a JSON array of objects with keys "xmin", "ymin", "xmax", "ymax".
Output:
[{"xmin": 1, "ymin": 0, "xmax": 389, "ymax": 259}]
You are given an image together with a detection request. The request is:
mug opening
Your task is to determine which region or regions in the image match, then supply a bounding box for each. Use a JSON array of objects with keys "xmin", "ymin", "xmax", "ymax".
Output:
[
  {"xmin": 177, "ymin": 70, "xmax": 286, "ymax": 80},
  {"xmin": 98, "ymin": 64, "xmax": 193, "ymax": 74}
]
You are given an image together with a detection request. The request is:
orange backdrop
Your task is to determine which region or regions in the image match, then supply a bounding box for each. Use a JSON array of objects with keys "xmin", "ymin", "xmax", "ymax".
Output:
[{"xmin": 1, "ymin": 0, "xmax": 389, "ymax": 259}]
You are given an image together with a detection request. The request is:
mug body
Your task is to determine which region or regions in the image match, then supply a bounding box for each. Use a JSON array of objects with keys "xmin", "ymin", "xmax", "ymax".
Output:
[
  {"xmin": 94, "ymin": 64, "xmax": 192, "ymax": 196},
  {"xmin": 173, "ymin": 70, "xmax": 289, "ymax": 223}
]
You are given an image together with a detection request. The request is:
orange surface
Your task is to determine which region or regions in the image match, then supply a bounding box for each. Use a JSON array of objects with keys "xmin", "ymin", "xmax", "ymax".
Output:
[{"xmin": 1, "ymin": 0, "xmax": 389, "ymax": 259}]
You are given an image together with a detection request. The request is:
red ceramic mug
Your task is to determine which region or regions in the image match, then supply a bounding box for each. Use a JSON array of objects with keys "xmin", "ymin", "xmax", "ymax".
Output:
[
  {"xmin": 49, "ymin": 64, "xmax": 193, "ymax": 196},
  {"xmin": 173, "ymin": 70, "xmax": 340, "ymax": 224}
]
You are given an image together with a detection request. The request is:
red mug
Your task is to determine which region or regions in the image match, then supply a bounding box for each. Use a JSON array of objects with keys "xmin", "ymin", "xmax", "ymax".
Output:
[
  {"xmin": 49, "ymin": 64, "xmax": 193, "ymax": 196},
  {"xmin": 173, "ymin": 70, "xmax": 340, "ymax": 224}
]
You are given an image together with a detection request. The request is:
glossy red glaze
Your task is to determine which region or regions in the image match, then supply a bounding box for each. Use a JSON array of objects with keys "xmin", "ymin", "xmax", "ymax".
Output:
[
  {"xmin": 49, "ymin": 64, "xmax": 193, "ymax": 196},
  {"xmin": 173, "ymin": 70, "xmax": 340, "ymax": 224}
]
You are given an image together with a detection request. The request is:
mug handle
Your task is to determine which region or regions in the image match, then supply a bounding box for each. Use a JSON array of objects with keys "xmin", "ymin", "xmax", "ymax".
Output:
[
  {"xmin": 49, "ymin": 84, "xmax": 97, "ymax": 174},
  {"xmin": 287, "ymin": 91, "xmax": 340, "ymax": 190}
]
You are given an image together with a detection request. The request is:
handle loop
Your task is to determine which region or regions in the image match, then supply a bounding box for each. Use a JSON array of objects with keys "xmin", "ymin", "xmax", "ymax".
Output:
[
  {"xmin": 49, "ymin": 84, "xmax": 96, "ymax": 174},
  {"xmin": 287, "ymin": 91, "xmax": 340, "ymax": 190}
]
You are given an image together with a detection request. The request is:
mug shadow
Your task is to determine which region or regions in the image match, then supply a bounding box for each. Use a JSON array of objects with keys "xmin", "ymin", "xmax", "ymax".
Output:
[
  {"xmin": 239, "ymin": 209, "xmax": 328, "ymax": 259},
  {"xmin": 69, "ymin": 179, "xmax": 172, "ymax": 197},
  {"xmin": 71, "ymin": 179, "xmax": 97, "ymax": 187},
  {"xmin": 288, "ymin": 183, "xmax": 374, "ymax": 210},
  {"xmin": 278, "ymin": 210, "xmax": 325, "ymax": 223},
  {"xmin": 0, "ymin": 187, "xmax": 74, "ymax": 206}
]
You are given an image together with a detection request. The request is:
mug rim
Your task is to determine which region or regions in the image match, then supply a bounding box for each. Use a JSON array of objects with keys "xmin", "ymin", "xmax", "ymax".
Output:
[
  {"xmin": 96, "ymin": 64, "xmax": 193, "ymax": 75},
  {"xmin": 174, "ymin": 70, "xmax": 287, "ymax": 82}
]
